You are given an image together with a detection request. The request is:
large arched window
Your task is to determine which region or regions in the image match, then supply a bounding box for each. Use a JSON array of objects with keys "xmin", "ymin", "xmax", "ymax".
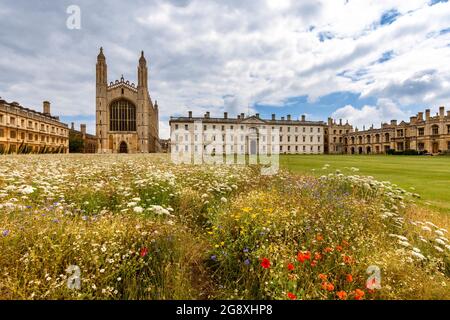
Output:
[{"xmin": 110, "ymin": 99, "xmax": 136, "ymax": 132}]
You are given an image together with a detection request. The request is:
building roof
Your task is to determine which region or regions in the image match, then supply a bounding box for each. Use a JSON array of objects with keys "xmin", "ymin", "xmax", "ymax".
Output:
[
  {"xmin": 0, "ymin": 98, "xmax": 68, "ymax": 126},
  {"xmin": 169, "ymin": 115, "xmax": 326, "ymax": 126}
]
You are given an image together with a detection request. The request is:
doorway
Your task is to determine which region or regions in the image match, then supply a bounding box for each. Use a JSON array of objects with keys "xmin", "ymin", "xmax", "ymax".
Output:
[
  {"xmin": 432, "ymin": 142, "xmax": 439, "ymax": 154},
  {"xmin": 119, "ymin": 141, "xmax": 128, "ymax": 153}
]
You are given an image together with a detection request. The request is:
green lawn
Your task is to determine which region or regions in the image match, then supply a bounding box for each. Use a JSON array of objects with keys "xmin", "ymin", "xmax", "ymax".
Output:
[{"xmin": 280, "ymin": 155, "xmax": 450, "ymax": 214}]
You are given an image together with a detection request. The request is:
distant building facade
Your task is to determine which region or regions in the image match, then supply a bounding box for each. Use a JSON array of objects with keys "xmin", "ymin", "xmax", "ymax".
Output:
[
  {"xmin": 69, "ymin": 123, "xmax": 97, "ymax": 153},
  {"xmin": 169, "ymin": 111, "xmax": 325, "ymax": 155},
  {"xmin": 159, "ymin": 138, "xmax": 171, "ymax": 153},
  {"xmin": 169, "ymin": 106, "xmax": 450, "ymax": 156},
  {"xmin": 330, "ymin": 106, "xmax": 450, "ymax": 154},
  {"xmin": 325, "ymin": 118, "xmax": 353, "ymax": 154},
  {"xmin": 95, "ymin": 48, "xmax": 160, "ymax": 153},
  {"xmin": 0, "ymin": 98, "xmax": 69, "ymax": 154}
]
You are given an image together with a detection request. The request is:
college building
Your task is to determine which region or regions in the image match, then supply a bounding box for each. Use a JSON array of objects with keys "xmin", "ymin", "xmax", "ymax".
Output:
[
  {"xmin": 170, "ymin": 106, "xmax": 450, "ymax": 156},
  {"xmin": 169, "ymin": 111, "xmax": 325, "ymax": 155},
  {"xmin": 329, "ymin": 106, "xmax": 450, "ymax": 155},
  {"xmin": 69, "ymin": 122, "xmax": 97, "ymax": 153},
  {"xmin": 0, "ymin": 98, "xmax": 69, "ymax": 154}
]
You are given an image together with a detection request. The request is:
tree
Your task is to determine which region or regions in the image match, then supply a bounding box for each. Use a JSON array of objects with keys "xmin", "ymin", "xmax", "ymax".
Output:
[{"xmin": 69, "ymin": 134, "xmax": 84, "ymax": 153}]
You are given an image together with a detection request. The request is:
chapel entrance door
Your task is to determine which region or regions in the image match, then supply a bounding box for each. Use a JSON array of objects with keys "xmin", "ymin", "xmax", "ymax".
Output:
[{"xmin": 119, "ymin": 141, "xmax": 128, "ymax": 153}]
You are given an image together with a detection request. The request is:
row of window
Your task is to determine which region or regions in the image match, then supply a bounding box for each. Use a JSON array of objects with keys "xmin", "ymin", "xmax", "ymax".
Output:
[
  {"xmin": 417, "ymin": 126, "xmax": 450, "ymax": 136},
  {"xmin": 0, "ymin": 129, "xmax": 67, "ymax": 143},
  {"xmin": 174, "ymin": 134, "xmax": 322, "ymax": 143},
  {"xmin": 174, "ymin": 123, "xmax": 322, "ymax": 133},
  {"xmin": 175, "ymin": 144, "xmax": 322, "ymax": 153},
  {"xmin": 0, "ymin": 114, "xmax": 67, "ymax": 135},
  {"xmin": 331, "ymin": 129, "xmax": 350, "ymax": 135}
]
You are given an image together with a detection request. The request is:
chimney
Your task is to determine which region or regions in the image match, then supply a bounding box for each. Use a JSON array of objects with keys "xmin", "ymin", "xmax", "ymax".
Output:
[
  {"xmin": 255, "ymin": 113, "xmax": 260, "ymax": 118},
  {"xmin": 224, "ymin": 112, "xmax": 228, "ymax": 119},
  {"xmin": 301, "ymin": 115, "xmax": 306, "ymax": 121},
  {"xmin": 447, "ymin": 111, "xmax": 450, "ymax": 117},
  {"xmin": 410, "ymin": 116, "xmax": 417, "ymax": 124},
  {"xmin": 439, "ymin": 106, "xmax": 445, "ymax": 118},
  {"xmin": 71, "ymin": 122, "xmax": 74, "ymax": 130},
  {"xmin": 205, "ymin": 111, "xmax": 210, "ymax": 118},
  {"xmin": 237, "ymin": 114, "xmax": 240, "ymax": 120},
  {"xmin": 188, "ymin": 111, "xmax": 192, "ymax": 118},
  {"xmin": 339, "ymin": 119, "xmax": 342, "ymax": 125},
  {"xmin": 390, "ymin": 120, "xmax": 397, "ymax": 126},
  {"xmin": 417, "ymin": 112, "xmax": 423, "ymax": 121},
  {"xmin": 241, "ymin": 112, "xmax": 244, "ymax": 119},
  {"xmin": 271, "ymin": 114, "xmax": 275, "ymax": 120},
  {"xmin": 281, "ymin": 116, "xmax": 285, "ymax": 121},
  {"xmin": 425, "ymin": 109, "xmax": 430, "ymax": 120},
  {"xmin": 327, "ymin": 117, "xmax": 332, "ymax": 126},
  {"xmin": 43, "ymin": 101, "xmax": 50, "ymax": 115},
  {"xmin": 287, "ymin": 114, "xmax": 291, "ymax": 121},
  {"xmin": 80, "ymin": 124, "xmax": 86, "ymax": 135}
]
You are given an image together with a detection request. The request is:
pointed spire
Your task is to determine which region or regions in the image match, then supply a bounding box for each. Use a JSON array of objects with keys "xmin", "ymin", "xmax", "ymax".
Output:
[
  {"xmin": 97, "ymin": 47, "xmax": 105, "ymax": 61},
  {"xmin": 139, "ymin": 50, "xmax": 146, "ymax": 64}
]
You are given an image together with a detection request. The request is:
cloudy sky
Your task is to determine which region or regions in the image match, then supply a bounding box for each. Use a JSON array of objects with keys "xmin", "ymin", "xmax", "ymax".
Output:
[{"xmin": 0, "ymin": 0, "xmax": 449, "ymax": 138}]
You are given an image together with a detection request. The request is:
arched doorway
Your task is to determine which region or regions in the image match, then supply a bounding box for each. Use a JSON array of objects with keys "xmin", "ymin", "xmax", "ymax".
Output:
[
  {"xmin": 358, "ymin": 147, "xmax": 363, "ymax": 154},
  {"xmin": 247, "ymin": 127, "xmax": 259, "ymax": 155},
  {"xmin": 119, "ymin": 141, "xmax": 128, "ymax": 153},
  {"xmin": 366, "ymin": 146, "xmax": 371, "ymax": 154}
]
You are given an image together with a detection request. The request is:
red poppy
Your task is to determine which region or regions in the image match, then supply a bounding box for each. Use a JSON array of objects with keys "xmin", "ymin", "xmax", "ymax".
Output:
[
  {"xmin": 287, "ymin": 263, "xmax": 295, "ymax": 271},
  {"xmin": 316, "ymin": 234, "xmax": 324, "ymax": 241},
  {"xmin": 336, "ymin": 245, "xmax": 343, "ymax": 252},
  {"xmin": 321, "ymin": 281, "xmax": 334, "ymax": 291},
  {"xmin": 319, "ymin": 273, "xmax": 328, "ymax": 281},
  {"xmin": 140, "ymin": 247, "xmax": 149, "ymax": 257},
  {"xmin": 261, "ymin": 258, "xmax": 271, "ymax": 269},
  {"xmin": 297, "ymin": 251, "xmax": 311, "ymax": 263},
  {"xmin": 336, "ymin": 291, "xmax": 347, "ymax": 300},
  {"xmin": 343, "ymin": 255, "xmax": 353, "ymax": 264},
  {"xmin": 287, "ymin": 292, "xmax": 297, "ymax": 300},
  {"xmin": 354, "ymin": 289, "xmax": 365, "ymax": 300},
  {"xmin": 314, "ymin": 252, "xmax": 322, "ymax": 260},
  {"xmin": 346, "ymin": 274, "xmax": 353, "ymax": 283},
  {"xmin": 342, "ymin": 240, "xmax": 349, "ymax": 247},
  {"xmin": 310, "ymin": 260, "xmax": 317, "ymax": 267},
  {"xmin": 324, "ymin": 247, "xmax": 333, "ymax": 253}
]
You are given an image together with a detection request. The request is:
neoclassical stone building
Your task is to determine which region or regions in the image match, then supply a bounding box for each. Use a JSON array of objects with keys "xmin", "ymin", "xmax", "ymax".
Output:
[
  {"xmin": 170, "ymin": 106, "xmax": 450, "ymax": 156},
  {"xmin": 0, "ymin": 99, "xmax": 69, "ymax": 154},
  {"xmin": 96, "ymin": 48, "xmax": 159, "ymax": 153},
  {"xmin": 169, "ymin": 111, "xmax": 325, "ymax": 155}
]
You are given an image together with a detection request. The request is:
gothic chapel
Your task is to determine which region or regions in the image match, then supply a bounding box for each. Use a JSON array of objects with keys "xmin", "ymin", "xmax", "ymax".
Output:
[{"xmin": 95, "ymin": 48, "xmax": 159, "ymax": 153}]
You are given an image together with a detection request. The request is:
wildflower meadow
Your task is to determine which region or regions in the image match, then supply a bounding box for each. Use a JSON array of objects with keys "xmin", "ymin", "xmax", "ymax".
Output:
[{"xmin": 0, "ymin": 154, "xmax": 449, "ymax": 300}]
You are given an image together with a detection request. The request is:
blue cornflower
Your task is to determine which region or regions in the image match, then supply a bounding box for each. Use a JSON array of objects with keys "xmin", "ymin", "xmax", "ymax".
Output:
[
  {"xmin": 2, "ymin": 230, "xmax": 10, "ymax": 237},
  {"xmin": 244, "ymin": 259, "xmax": 250, "ymax": 265},
  {"xmin": 211, "ymin": 255, "xmax": 217, "ymax": 261}
]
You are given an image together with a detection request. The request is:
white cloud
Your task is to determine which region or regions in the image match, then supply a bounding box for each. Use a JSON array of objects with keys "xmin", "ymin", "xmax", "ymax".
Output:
[
  {"xmin": 332, "ymin": 98, "xmax": 407, "ymax": 129},
  {"xmin": 0, "ymin": 0, "xmax": 449, "ymax": 139}
]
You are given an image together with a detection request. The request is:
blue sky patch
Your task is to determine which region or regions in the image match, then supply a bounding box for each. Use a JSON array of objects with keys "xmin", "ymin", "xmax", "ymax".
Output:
[
  {"xmin": 429, "ymin": 0, "xmax": 448, "ymax": 6},
  {"xmin": 254, "ymin": 91, "xmax": 377, "ymax": 121},
  {"xmin": 318, "ymin": 31, "xmax": 334, "ymax": 42},
  {"xmin": 380, "ymin": 9, "xmax": 401, "ymax": 25},
  {"xmin": 378, "ymin": 50, "xmax": 394, "ymax": 63}
]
